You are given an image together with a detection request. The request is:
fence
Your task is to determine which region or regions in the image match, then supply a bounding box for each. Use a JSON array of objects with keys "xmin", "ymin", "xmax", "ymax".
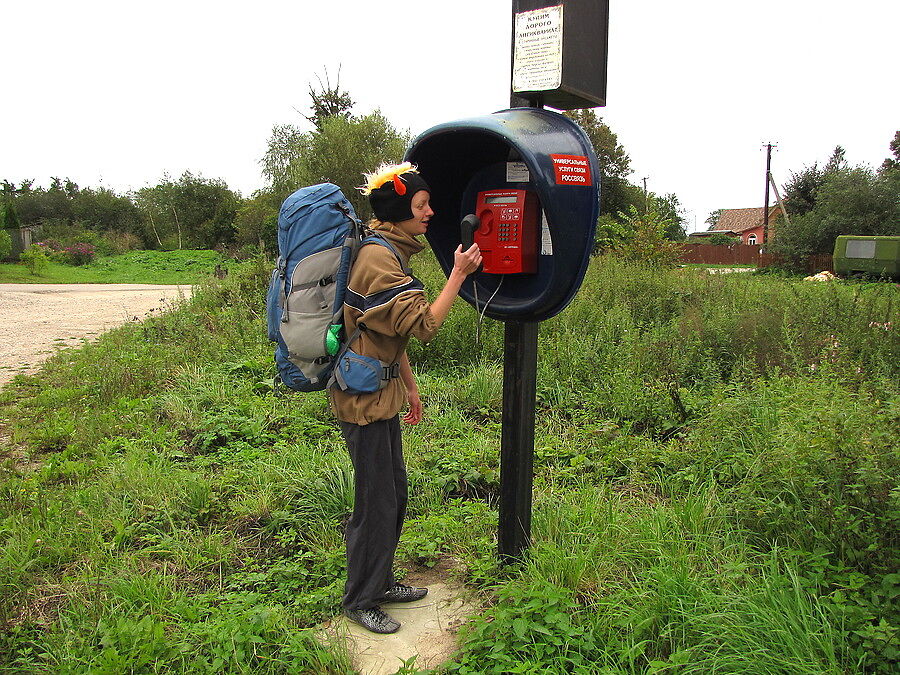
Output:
[{"xmin": 677, "ymin": 244, "xmax": 833, "ymax": 274}]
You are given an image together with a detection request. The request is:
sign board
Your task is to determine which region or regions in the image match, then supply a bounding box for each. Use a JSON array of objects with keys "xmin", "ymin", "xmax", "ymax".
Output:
[
  {"xmin": 511, "ymin": 0, "xmax": 609, "ymax": 110},
  {"xmin": 512, "ymin": 5, "xmax": 563, "ymax": 92}
]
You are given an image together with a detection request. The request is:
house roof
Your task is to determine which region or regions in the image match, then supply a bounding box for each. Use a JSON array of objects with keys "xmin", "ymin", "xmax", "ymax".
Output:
[
  {"xmin": 689, "ymin": 230, "xmax": 738, "ymax": 237},
  {"xmin": 709, "ymin": 206, "xmax": 779, "ymax": 233}
]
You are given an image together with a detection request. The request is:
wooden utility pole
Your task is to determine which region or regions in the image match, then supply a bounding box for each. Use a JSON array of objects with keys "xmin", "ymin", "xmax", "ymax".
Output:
[{"xmin": 762, "ymin": 143, "xmax": 776, "ymax": 247}]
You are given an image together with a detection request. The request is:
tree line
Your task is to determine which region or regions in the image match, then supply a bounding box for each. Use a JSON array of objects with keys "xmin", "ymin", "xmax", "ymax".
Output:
[
  {"xmin": 773, "ymin": 136, "xmax": 900, "ymax": 267},
  {"xmin": 4, "ymin": 73, "xmax": 896, "ymax": 269},
  {"xmin": 0, "ymin": 173, "xmax": 243, "ymax": 255},
  {"xmin": 0, "ymin": 76, "xmax": 713, "ymax": 261}
]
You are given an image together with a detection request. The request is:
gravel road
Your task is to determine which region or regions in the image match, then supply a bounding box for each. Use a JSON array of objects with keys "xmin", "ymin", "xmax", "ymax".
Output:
[{"xmin": 0, "ymin": 284, "xmax": 192, "ymax": 387}]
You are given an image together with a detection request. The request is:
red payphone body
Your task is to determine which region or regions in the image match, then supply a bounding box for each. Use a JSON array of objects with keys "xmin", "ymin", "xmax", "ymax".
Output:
[{"xmin": 474, "ymin": 189, "xmax": 539, "ymax": 274}]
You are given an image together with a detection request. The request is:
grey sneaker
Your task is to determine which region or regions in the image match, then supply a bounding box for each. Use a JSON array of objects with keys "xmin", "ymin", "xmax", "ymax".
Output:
[
  {"xmin": 344, "ymin": 606, "xmax": 401, "ymax": 634},
  {"xmin": 380, "ymin": 583, "xmax": 428, "ymax": 603}
]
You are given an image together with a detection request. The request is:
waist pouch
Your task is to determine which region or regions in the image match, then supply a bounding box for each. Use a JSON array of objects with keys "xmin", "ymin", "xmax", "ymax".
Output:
[{"xmin": 331, "ymin": 348, "xmax": 400, "ymax": 395}]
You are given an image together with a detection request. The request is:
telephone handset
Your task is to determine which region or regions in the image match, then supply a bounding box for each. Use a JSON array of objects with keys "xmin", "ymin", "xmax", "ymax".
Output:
[
  {"xmin": 460, "ymin": 214, "xmax": 479, "ymax": 251},
  {"xmin": 464, "ymin": 189, "xmax": 539, "ymax": 274}
]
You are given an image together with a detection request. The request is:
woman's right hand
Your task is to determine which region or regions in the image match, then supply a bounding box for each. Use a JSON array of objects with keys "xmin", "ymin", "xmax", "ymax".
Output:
[
  {"xmin": 453, "ymin": 243, "xmax": 482, "ymax": 277},
  {"xmin": 430, "ymin": 243, "xmax": 484, "ymax": 329}
]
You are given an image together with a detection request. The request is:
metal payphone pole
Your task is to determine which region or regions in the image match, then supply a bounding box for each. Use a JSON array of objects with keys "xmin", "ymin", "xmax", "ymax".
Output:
[
  {"xmin": 497, "ymin": 75, "xmax": 542, "ymax": 560},
  {"xmin": 498, "ymin": 319, "xmax": 539, "ymax": 562},
  {"xmin": 496, "ymin": 0, "xmax": 606, "ymax": 562}
]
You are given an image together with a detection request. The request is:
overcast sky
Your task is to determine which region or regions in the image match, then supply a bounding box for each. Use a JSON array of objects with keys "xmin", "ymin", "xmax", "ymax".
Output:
[{"xmin": 3, "ymin": 0, "xmax": 897, "ymax": 233}]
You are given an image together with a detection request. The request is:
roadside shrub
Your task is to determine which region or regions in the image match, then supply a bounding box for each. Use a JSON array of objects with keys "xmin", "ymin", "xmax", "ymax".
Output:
[
  {"xmin": 613, "ymin": 202, "xmax": 683, "ymax": 268},
  {"xmin": 62, "ymin": 242, "xmax": 96, "ymax": 265},
  {"xmin": 0, "ymin": 227, "xmax": 11, "ymax": 260},
  {"xmin": 33, "ymin": 224, "xmax": 117, "ymax": 256},
  {"xmin": 38, "ymin": 238, "xmax": 63, "ymax": 251},
  {"xmin": 102, "ymin": 230, "xmax": 142, "ymax": 254},
  {"xmin": 707, "ymin": 232, "xmax": 742, "ymax": 246},
  {"xmin": 448, "ymin": 584, "xmax": 599, "ymax": 674},
  {"xmin": 19, "ymin": 243, "xmax": 49, "ymax": 274}
]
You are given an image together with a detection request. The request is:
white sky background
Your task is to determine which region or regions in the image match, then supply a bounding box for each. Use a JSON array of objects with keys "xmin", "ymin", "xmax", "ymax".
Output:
[{"xmin": 2, "ymin": 0, "xmax": 898, "ymax": 233}]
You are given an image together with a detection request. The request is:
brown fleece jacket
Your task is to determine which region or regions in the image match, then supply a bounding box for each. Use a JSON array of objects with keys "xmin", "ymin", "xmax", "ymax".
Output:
[{"xmin": 328, "ymin": 226, "xmax": 438, "ymax": 425}]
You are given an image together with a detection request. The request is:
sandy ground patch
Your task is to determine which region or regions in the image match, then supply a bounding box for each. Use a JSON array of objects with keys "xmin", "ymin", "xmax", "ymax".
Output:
[
  {"xmin": 318, "ymin": 559, "xmax": 478, "ymax": 675},
  {"xmin": 0, "ymin": 283, "xmax": 192, "ymax": 388}
]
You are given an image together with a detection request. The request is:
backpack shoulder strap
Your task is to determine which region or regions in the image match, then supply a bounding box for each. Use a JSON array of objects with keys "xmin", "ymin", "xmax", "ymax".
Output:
[{"xmin": 360, "ymin": 234, "xmax": 413, "ymax": 276}]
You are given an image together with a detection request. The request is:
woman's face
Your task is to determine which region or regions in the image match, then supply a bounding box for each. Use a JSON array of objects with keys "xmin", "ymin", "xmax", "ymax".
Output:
[{"xmin": 395, "ymin": 190, "xmax": 433, "ymax": 237}]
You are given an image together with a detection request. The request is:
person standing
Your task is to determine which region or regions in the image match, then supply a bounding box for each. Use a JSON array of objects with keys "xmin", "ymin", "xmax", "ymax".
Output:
[{"xmin": 330, "ymin": 162, "xmax": 481, "ymax": 634}]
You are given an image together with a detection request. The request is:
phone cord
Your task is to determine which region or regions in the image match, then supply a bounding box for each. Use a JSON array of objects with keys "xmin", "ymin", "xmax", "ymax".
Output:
[{"xmin": 473, "ymin": 277, "xmax": 504, "ymax": 349}]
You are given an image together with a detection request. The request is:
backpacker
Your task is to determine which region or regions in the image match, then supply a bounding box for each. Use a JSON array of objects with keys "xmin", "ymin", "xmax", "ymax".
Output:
[{"xmin": 266, "ymin": 183, "xmax": 408, "ymax": 392}]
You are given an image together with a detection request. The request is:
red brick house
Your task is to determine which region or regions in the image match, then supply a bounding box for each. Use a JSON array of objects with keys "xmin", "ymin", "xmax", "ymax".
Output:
[{"xmin": 691, "ymin": 206, "xmax": 780, "ymax": 246}]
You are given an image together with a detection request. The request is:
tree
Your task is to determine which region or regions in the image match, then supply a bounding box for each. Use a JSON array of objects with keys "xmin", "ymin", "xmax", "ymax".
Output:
[
  {"xmin": 72, "ymin": 186, "xmax": 143, "ymax": 235},
  {"xmin": 782, "ymin": 163, "xmax": 824, "ymax": 218},
  {"xmin": 781, "ymin": 146, "xmax": 851, "ymax": 220},
  {"xmin": 705, "ymin": 209, "xmax": 723, "ymax": 230},
  {"xmin": 261, "ymin": 83, "xmax": 408, "ymax": 219},
  {"xmin": 773, "ymin": 163, "xmax": 900, "ymax": 268},
  {"xmin": 234, "ymin": 193, "xmax": 278, "ymax": 252},
  {"xmin": 824, "ymin": 145, "xmax": 847, "ymax": 173},
  {"xmin": 260, "ymin": 124, "xmax": 313, "ymax": 199},
  {"xmin": 304, "ymin": 69, "xmax": 354, "ymax": 131},
  {"xmin": 564, "ymin": 109, "xmax": 633, "ymax": 217},
  {"xmin": 0, "ymin": 227, "xmax": 11, "ymax": 260},
  {"xmin": 134, "ymin": 172, "xmax": 239, "ymax": 249},
  {"xmin": 880, "ymin": 130, "xmax": 900, "ymax": 174},
  {"xmin": 1, "ymin": 198, "xmax": 21, "ymax": 230},
  {"xmin": 303, "ymin": 112, "xmax": 409, "ymax": 220},
  {"xmin": 656, "ymin": 193, "xmax": 687, "ymax": 241}
]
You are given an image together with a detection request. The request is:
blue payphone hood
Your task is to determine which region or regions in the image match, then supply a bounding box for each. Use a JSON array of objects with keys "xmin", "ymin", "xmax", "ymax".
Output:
[{"xmin": 406, "ymin": 108, "xmax": 599, "ymax": 322}]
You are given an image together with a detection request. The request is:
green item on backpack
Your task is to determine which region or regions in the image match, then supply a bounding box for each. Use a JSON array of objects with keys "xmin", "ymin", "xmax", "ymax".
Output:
[{"xmin": 326, "ymin": 324, "xmax": 342, "ymax": 356}]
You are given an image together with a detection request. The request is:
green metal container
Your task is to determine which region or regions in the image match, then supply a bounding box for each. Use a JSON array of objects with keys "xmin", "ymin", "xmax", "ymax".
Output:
[{"xmin": 833, "ymin": 235, "xmax": 900, "ymax": 279}]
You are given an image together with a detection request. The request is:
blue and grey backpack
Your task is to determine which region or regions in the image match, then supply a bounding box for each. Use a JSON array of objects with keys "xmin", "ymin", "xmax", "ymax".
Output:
[{"xmin": 266, "ymin": 183, "xmax": 409, "ymax": 393}]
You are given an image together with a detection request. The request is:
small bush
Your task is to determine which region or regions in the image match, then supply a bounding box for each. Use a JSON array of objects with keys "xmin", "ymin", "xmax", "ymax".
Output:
[
  {"xmin": 707, "ymin": 232, "xmax": 742, "ymax": 246},
  {"xmin": 62, "ymin": 242, "xmax": 96, "ymax": 265},
  {"xmin": 38, "ymin": 238, "xmax": 63, "ymax": 251},
  {"xmin": 19, "ymin": 243, "xmax": 49, "ymax": 274},
  {"xmin": 0, "ymin": 227, "xmax": 12, "ymax": 260},
  {"xmin": 101, "ymin": 230, "xmax": 142, "ymax": 254},
  {"xmin": 613, "ymin": 202, "xmax": 683, "ymax": 268}
]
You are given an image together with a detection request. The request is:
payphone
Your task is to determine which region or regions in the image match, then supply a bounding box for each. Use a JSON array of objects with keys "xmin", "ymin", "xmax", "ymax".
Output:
[
  {"xmin": 407, "ymin": 107, "xmax": 598, "ymax": 321},
  {"xmin": 470, "ymin": 189, "xmax": 539, "ymax": 275}
]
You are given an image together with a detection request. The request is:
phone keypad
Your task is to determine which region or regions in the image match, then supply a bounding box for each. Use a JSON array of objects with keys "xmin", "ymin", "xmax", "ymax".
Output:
[
  {"xmin": 497, "ymin": 203, "xmax": 520, "ymax": 242},
  {"xmin": 498, "ymin": 221, "xmax": 519, "ymax": 242}
]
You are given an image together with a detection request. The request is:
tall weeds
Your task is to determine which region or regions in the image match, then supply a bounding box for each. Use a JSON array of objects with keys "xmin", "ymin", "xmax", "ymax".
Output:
[{"xmin": 1, "ymin": 252, "xmax": 897, "ymax": 672}]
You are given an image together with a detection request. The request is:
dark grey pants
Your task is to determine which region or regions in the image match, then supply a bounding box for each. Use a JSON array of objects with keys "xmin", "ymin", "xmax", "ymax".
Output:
[{"xmin": 338, "ymin": 415, "xmax": 407, "ymax": 611}]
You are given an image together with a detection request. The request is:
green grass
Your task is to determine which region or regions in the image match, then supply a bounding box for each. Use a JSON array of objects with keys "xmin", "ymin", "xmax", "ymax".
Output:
[
  {"xmin": 0, "ymin": 249, "xmax": 231, "ymax": 284},
  {"xmin": 0, "ymin": 252, "xmax": 897, "ymax": 673},
  {"xmin": 681, "ymin": 262, "xmax": 757, "ymax": 269}
]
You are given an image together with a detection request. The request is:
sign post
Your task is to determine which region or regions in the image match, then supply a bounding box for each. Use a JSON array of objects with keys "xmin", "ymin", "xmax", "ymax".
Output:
[
  {"xmin": 498, "ymin": 319, "xmax": 539, "ymax": 562},
  {"xmin": 498, "ymin": 1, "xmax": 609, "ymax": 563},
  {"xmin": 405, "ymin": 0, "xmax": 607, "ymax": 564}
]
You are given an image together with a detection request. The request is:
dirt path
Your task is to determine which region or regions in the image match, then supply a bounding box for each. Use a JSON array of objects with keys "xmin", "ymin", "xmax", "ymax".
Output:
[{"xmin": 0, "ymin": 283, "xmax": 192, "ymax": 387}]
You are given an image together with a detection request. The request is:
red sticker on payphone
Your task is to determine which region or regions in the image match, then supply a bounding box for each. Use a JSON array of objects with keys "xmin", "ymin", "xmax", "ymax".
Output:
[{"xmin": 550, "ymin": 154, "xmax": 591, "ymax": 186}]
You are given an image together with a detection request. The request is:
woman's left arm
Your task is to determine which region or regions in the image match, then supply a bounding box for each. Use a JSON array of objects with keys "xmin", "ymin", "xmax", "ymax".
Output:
[{"xmin": 399, "ymin": 351, "xmax": 422, "ymax": 424}]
